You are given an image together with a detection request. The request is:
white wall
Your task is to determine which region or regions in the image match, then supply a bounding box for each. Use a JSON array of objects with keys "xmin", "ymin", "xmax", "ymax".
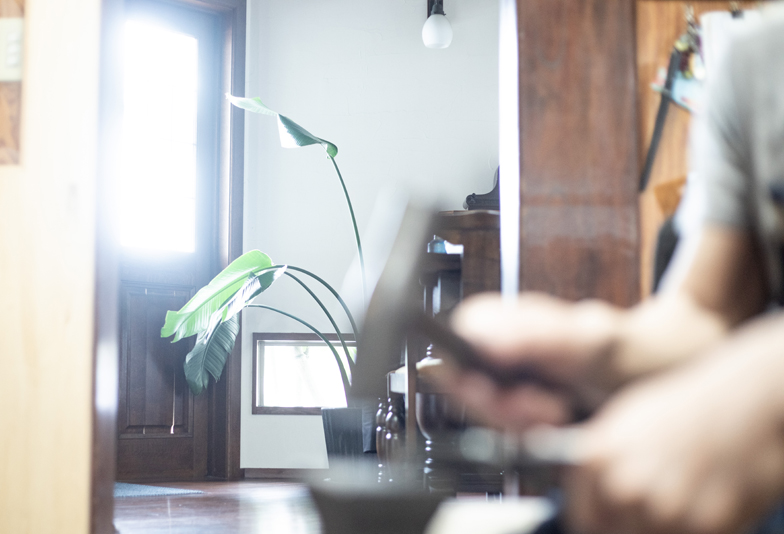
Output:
[{"xmin": 241, "ymin": 0, "xmax": 499, "ymax": 468}]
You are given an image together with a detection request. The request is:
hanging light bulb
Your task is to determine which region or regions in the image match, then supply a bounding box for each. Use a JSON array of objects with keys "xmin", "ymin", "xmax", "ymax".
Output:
[{"xmin": 422, "ymin": 0, "xmax": 453, "ymax": 49}]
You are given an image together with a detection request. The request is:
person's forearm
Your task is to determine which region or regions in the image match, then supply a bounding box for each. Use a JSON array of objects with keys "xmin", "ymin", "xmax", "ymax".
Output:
[
  {"xmin": 596, "ymin": 225, "xmax": 768, "ymax": 389},
  {"xmin": 600, "ymin": 292, "xmax": 731, "ymax": 388}
]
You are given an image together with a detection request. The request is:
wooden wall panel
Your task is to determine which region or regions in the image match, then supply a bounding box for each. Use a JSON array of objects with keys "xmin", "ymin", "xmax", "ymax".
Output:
[
  {"xmin": 517, "ymin": 0, "xmax": 640, "ymax": 306},
  {"xmin": 0, "ymin": 0, "xmax": 102, "ymax": 532},
  {"xmin": 0, "ymin": 0, "xmax": 23, "ymax": 163},
  {"xmin": 636, "ymin": 1, "xmax": 757, "ymax": 295}
]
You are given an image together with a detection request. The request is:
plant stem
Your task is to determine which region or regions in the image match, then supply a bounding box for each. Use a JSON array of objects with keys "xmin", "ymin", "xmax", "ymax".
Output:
[
  {"xmin": 329, "ymin": 156, "xmax": 366, "ymax": 306},
  {"xmin": 246, "ymin": 263, "xmax": 357, "ymax": 342},
  {"xmin": 284, "ymin": 272, "xmax": 355, "ymax": 376},
  {"xmin": 247, "ymin": 304, "xmax": 350, "ymax": 402},
  {"xmin": 284, "ymin": 265, "xmax": 359, "ymax": 340}
]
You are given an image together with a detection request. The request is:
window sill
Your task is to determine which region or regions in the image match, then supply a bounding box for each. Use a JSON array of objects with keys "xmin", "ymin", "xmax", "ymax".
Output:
[{"xmin": 251, "ymin": 406, "xmax": 324, "ymax": 416}]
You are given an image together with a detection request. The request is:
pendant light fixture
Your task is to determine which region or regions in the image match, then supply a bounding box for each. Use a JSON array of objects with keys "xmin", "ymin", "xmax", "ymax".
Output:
[{"xmin": 422, "ymin": 0, "xmax": 453, "ymax": 49}]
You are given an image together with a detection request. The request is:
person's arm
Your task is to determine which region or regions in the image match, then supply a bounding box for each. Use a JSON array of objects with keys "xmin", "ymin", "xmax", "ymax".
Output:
[
  {"xmin": 437, "ymin": 224, "xmax": 766, "ymax": 428},
  {"xmin": 566, "ymin": 310, "xmax": 784, "ymax": 534},
  {"xmin": 439, "ymin": 16, "xmax": 767, "ymax": 428},
  {"xmin": 607, "ymin": 223, "xmax": 767, "ymax": 385}
]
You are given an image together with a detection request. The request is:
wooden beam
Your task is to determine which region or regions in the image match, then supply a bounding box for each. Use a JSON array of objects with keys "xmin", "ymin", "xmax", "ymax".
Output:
[{"xmin": 514, "ymin": 0, "xmax": 641, "ymax": 306}]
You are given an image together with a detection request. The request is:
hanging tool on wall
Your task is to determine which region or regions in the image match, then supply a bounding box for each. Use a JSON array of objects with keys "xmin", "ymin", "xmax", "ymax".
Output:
[{"xmin": 639, "ymin": 6, "xmax": 703, "ymax": 192}]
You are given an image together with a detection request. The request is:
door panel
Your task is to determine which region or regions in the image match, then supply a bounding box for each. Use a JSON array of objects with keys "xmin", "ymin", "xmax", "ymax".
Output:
[
  {"xmin": 119, "ymin": 285, "xmax": 192, "ymax": 437},
  {"xmin": 117, "ymin": 283, "xmax": 208, "ymax": 479},
  {"xmin": 116, "ymin": 0, "xmax": 220, "ymax": 481},
  {"xmin": 117, "ymin": 438, "xmax": 196, "ymax": 479}
]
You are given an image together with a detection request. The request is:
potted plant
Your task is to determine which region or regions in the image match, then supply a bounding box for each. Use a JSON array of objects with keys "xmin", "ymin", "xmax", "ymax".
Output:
[{"xmin": 160, "ymin": 97, "xmax": 369, "ymax": 459}]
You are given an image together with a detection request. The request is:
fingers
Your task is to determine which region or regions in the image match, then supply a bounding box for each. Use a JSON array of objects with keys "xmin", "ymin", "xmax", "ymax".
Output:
[
  {"xmin": 563, "ymin": 410, "xmax": 692, "ymax": 534},
  {"xmin": 432, "ymin": 360, "xmax": 572, "ymax": 430},
  {"xmin": 561, "ymin": 390, "xmax": 757, "ymax": 534},
  {"xmin": 565, "ymin": 442, "xmax": 672, "ymax": 534},
  {"xmin": 448, "ymin": 292, "xmax": 619, "ymax": 389},
  {"xmin": 450, "ymin": 293, "xmax": 571, "ymax": 365}
]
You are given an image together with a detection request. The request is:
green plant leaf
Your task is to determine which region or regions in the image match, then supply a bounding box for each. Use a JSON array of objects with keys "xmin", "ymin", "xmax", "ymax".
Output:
[
  {"xmin": 225, "ymin": 94, "xmax": 277, "ymax": 116},
  {"xmin": 184, "ymin": 315, "xmax": 240, "ymax": 395},
  {"xmin": 226, "ymin": 94, "xmax": 338, "ymax": 158},
  {"xmin": 220, "ymin": 266, "xmax": 287, "ymax": 322},
  {"xmin": 277, "ymin": 115, "xmax": 338, "ymax": 158},
  {"xmin": 161, "ymin": 250, "xmax": 273, "ymax": 342}
]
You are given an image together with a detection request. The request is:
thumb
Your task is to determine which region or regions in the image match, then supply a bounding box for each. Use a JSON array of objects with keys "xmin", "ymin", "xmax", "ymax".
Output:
[{"xmin": 523, "ymin": 424, "xmax": 589, "ymax": 466}]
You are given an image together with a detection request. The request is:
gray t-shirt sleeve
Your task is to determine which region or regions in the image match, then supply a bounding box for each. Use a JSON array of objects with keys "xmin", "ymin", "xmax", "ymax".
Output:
[{"xmin": 693, "ymin": 44, "xmax": 755, "ymax": 229}]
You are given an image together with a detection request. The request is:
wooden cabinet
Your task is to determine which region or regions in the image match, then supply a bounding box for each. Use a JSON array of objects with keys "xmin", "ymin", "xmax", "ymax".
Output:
[
  {"xmin": 384, "ymin": 210, "xmax": 501, "ymax": 490},
  {"xmin": 434, "ymin": 210, "xmax": 501, "ymax": 299}
]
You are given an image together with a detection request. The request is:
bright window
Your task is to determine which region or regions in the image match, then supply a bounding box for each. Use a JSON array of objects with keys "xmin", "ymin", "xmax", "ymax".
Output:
[
  {"xmin": 253, "ymin": 334, "xmax": 355, "ymax": 414},
  {"xmin": 119, "ymin": 19, "xmax": 199, "ymax": 252}
]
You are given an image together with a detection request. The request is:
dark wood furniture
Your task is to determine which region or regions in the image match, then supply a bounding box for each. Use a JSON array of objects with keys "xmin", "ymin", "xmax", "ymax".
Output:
[
  {"xmin": 383, "ymin": 210, "xmax": 501, "ymax": 492},
  {"xmin": 392, "ymin": 209, "xmax": 500, "ymax": 428},
  {"xmin": 434, "ymin": 210, "xmax": 501, "ymax": 299}
]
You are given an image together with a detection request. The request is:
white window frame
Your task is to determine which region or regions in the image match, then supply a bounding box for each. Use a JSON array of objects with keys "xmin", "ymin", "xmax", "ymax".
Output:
[{"xmin": 251, "ymin": 333, "xmax": 356, "ymax": 415}]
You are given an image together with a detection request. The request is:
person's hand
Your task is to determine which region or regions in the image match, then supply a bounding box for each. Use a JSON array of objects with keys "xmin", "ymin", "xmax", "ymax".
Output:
[
  {"xmin": 432, "ymin": 292, "xmax": 622, "ymax": 429},
  {"xmin": 565, "ymin": 316, "xmax": 784, "ymax": 534}
]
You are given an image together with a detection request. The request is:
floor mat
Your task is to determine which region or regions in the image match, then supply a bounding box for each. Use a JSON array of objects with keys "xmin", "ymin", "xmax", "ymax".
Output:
[{"xmin": 114, "ymin": 482, "xmax": 204, "ymax": 498}]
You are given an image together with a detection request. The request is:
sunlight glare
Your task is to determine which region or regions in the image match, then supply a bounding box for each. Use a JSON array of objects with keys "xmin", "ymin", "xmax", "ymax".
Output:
[
  {"xmin": 119, "ymin": 20, "xmax": 198, "ymax": 252},
  {"xmin": 260, "ymin": 343, "xmax": 350, "ymax": 409}
]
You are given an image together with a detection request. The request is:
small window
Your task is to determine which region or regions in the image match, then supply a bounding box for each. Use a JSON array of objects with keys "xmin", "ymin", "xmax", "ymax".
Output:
[{"xmin": 252, "ymin": 333, "xmax": 355, "ymax": 415}]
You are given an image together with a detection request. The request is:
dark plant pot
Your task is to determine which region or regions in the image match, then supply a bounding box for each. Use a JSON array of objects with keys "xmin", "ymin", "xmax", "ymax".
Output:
[{"xmin": 321, "ymin": 407, "xmax": 364, "ymax": 466}]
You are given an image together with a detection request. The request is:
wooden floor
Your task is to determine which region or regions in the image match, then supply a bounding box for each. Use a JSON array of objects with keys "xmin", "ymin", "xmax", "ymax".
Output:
[{"xmin": 113, "ymin": 481, "xmax": 321, "ymax": 534}]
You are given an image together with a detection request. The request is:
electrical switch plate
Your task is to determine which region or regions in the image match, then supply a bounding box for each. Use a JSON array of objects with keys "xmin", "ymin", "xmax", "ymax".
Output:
[{"xmin": 0, "ymin": 18, "xmax": 23, "ymax": 82}]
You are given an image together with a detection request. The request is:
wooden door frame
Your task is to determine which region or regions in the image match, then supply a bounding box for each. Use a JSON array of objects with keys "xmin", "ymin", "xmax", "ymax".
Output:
[{"xmin": 91, "ymin": 0, "xmax": 245, "ymax": 531}]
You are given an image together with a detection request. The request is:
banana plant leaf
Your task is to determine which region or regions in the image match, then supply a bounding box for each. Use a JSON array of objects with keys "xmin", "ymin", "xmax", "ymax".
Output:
[
  {"xmin": 161, "ymin": 250, "xmax": 274, "ymax": 342},
  {"xmin": 184, "ymin": 315, "xmax": 240, "ymax": 395},
  {"xmin": 220, "ymin": 266, "xmax": 287, "ymax": 323},
  {"xmin": 225, "ymin": 95, "xmax": 338, "ymax": 158},
  {"xmin": 206, "ymin": 269, "xmax": 283, "ymax": 340}
]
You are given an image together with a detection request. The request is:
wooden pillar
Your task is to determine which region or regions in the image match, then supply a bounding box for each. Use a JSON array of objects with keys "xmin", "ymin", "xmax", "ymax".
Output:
[
  {"xmin": 0, "ymin": 0, "xmax": 104, "ymax": 532},
  {"xmin": 505, "ymin": 0, "xmax": 641, "ymax": 306}
]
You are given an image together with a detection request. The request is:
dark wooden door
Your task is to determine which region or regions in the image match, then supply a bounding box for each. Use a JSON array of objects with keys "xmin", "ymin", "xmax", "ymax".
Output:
[{"xmin": 116, "ymin": 0, "xmax": 221, "ymax": 480}]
